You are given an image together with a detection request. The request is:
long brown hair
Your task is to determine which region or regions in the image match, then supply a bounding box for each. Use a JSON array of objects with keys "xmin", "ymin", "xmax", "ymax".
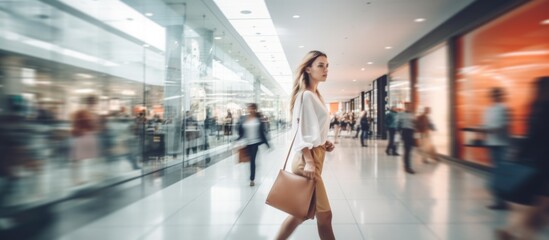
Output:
[{"xmin": 290, "ymin": 50, "xmax": 327, "ymax": 114}]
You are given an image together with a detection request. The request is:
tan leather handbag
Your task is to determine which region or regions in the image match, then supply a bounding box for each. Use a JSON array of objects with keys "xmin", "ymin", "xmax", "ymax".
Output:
[
  {"xmin": 265, "ymin": 93, "xmax": 316, "ymax": 220},
  {"xmin": 238, "ymin": 148, "xmax": 250, "ymax": 163}
]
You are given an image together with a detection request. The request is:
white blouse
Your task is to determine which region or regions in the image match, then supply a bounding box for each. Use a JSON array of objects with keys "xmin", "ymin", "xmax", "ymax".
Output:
[{"xmin": 291, "ymin": 91, "xmax": 329, "ymax": 153}]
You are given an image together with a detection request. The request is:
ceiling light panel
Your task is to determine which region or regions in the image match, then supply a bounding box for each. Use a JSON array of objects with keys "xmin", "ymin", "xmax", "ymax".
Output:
[
  {"xmin": 214, "ymin": 0, "xmax": 292, "ymax": 95},
  {"xmin": 214, "ymin": 0, "xmax": 270, "ymax": 19},
  {"xmin": 60, "ymin": 0, "xmax": 165, "ymax": 50},
  {"xmin": 229, "ymin": 19, "xmax": 279, "ymax": 36}
]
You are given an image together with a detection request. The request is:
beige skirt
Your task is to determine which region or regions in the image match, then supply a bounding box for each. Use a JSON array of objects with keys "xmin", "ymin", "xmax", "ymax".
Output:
[{"xmin": 291, "ymin": 145, "xmax": 331, "ymax": 213}]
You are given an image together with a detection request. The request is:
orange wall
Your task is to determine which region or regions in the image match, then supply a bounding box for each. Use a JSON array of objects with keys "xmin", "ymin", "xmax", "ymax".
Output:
[{"xmin": 329, "ymin": 102, "xmax": 339, "ymax": 114}]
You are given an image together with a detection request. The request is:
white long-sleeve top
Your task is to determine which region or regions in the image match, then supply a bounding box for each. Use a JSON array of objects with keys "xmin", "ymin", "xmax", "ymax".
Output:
[
  {"xmin": 482, "ymin": 103, "xmax": 509, "ymax": 146},
  {"xmin": 291, "ymin": 91, "xmax": 329, "ymax": 153}
]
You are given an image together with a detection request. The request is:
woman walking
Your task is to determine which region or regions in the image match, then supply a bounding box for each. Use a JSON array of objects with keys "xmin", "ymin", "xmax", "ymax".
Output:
[
  {"xmin": 236, "ymin": 103, "xmax": 270, "ymax": 187},
  {"xmin": 275, "ymin": 50, "xmax": 336, "ymax": 240}
]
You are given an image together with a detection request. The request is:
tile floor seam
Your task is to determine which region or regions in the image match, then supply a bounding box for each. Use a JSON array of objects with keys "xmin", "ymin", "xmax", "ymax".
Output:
[
  {"xmin": 223, "ymin": 155, "xmax": 271, "ymax": 240},
  {"xmin": 135, "ymin": 183, "xmax": 212, "ymax": 240},
  {"xmin": 330, "ymin": 160, "xmax": 367, "ymax": 240}
]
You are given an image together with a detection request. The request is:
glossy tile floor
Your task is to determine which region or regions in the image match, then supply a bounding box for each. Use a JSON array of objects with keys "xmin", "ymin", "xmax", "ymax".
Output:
[{"xmin": 58, "ymin": 133, "xmax": 547, "ymax": 240}]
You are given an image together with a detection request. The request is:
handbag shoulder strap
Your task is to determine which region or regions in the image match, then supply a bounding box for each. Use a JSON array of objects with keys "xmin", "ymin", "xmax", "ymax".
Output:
[{"xmin": 283, "ymin": 92, "xmax": 305, "ymax": 170}]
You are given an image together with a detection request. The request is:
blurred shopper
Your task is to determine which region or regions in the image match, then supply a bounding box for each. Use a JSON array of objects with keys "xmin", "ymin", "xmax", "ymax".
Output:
[
  {"xmin": 236, "ymin": 103, "xmax": 270, "ymax": 187},
  {"xmin": 353, "ymin": 113, "xmax": 361, "ymax": 139},
  {"xmin": 184, "ymin": 111, "xmax": 199, "ymax": 156},
  {"xmin": 70, "ymin": 96, "xmax": 100, "ymax": 185},
  {"xmin": 224, "ymin": 109, "xmax": 233, "ymax": 136},
  {"xmin": 275, "ymin": 50, "xmax": 336, "ymax": 240},
  {"xmin": 483, "ymin": 88, "xmax": 511, "ymax": 210},
  {"xmin": 416, "ymin": 107, "xmax": 439, "ymax": 163},
  {"xmin": 359, "ymin": 111, "xmax": 369, "ymax": 147},
  {"xmin": 497, "ymin": 77, "xmax": 549, "ymax": 240},
  {"xmin": 0, "ymin": 96, "xmax": 38, "ymax": 206},
  {"xmin": 332, "ymin": 114, "xmax": 341, "ymax": 144},
  {"xmin": 385, "ymin": 106, "xmax": 399, "ymax": 156},
  {"xmin": 397, "ymin": 102, "xmax": 416, "ymax": 174}
]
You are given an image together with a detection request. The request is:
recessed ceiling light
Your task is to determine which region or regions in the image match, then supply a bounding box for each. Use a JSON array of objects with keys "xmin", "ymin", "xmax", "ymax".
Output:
[
  {"xmin": 361, "ymin": 68, "xmax": 365, "ymax": 71},
  {"xmin": 299, "ymin": 45, "xmax": 304, "ymax": 48},
  {"xmin": 256, "ymin": 32, "xmax": 261, "ymax": 35},
  {"xmin": 367, "ymin": 62, "xmax": 373, "ymax": 64},
  {"xmin": 240, "ymin": 10, "xmax": 252, "ymax": 14},
  {"xmin": 235, "ymin": 59, "xmax": 239, "ymax": 62},
  {"xmin": 260, "ymin": 39, "xmax": 266, "ymax": 42},
  {"xmin": 143, "ymin": 44, "xmax": 150, "ymax": 47},
  {"xmin": 293, "ymin": 15, "xmax": 300, "ymax": 19},
  {"xmin": 385, "ymin": 46, "xmax": 392, "ymax": 49},
  {"xmin": 353, "ymin": 79, "xmax": 357, "ymax": 82},
  {"xmin": 214, "ymin": 36, "xmax": 222, "ymax": 40},
  {"xmin": 414, "ymin": 18, "xmax": 426, "ymax": 22},
  {"xmin": 541, "ymin": 19, "xmax": 549, "ymax": 25},
  {"xmin": 145, "ymin": 13, "xmax": 154, "ymax": 17}
]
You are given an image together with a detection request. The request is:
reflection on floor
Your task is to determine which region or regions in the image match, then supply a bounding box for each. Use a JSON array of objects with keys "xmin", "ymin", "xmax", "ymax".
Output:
[{"xmin": 58, "ymin": 132, "xmax": 548, "ymax": 240}]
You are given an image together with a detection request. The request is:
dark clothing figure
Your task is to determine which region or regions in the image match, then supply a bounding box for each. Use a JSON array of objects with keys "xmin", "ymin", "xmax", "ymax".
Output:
[
  {"xmin": 236, "ymin": 114, "xmax": 270, "ymax": 185},
  {"xmin": 360, "ymin": 114, "xmax": 370, "ymax": 147},
  {"xmin": 514, "ymin": 101, "xmax": 549, "ymax": 204},
  {"xmin": 385, "ymin": 110, "xmax": 399, "ymax": 155},
  {"xmin": 397, "ymin": 109, "xmax": 416, "ymax": 174}
]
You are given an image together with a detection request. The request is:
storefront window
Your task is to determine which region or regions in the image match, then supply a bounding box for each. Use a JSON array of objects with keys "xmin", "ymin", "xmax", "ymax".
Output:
[
  {"xmin": 389, "ymin": 64, "xmax": 411, "ymax": 110},
  {"xmin": 417, "ymin": 44, "xmax": 450, "ymax": 155},
  {"xmin": 456, "ymin": 0, "xmax": 549, "ymax": 165},
  {"xmin": 0, "ymin": 0, "xmax": 287, "ymax": 208}
]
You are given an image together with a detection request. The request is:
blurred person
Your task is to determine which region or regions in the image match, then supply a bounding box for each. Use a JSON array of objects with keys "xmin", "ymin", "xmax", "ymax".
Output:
[
  {"xmin": 353, "ymin": 114, "xmax": 361, "ymax": 139},
  {"xmin": 340, "ymin": 113, "xmax": 349, "ymax": 135},
  {"xmin": 183, "ymin": 111, "xmax": 199, "ymax": 156},
  {"xmin": 235, "ymin": 103, "xmax": 270, "ymax": 187},
  {"xmin": 0, "ymin": 95, "xmax": 39, "ymax": 206},
  {"xmin": 496, "ymin": 77, "xmax": 549, "ymax": 240},
  {"xmin": 359, "ymin": 111, "xmax": 370, "ymax": 147},
  {"xmin": 329, "ymin": 113, "xmax": 335, "ymax": 130},
  {"xmin": 224, "ymin": 109, "xmax": 233, "ymax": 136},
  {"xmin": 397, "ymin": 102, "xmax": 416, "ymax": 174},
  {"xmin": 385, "ymin": 106, "xmax": 400, "ymax": 156},
  {"xmin": 350, "ymin": 112, "xmax": 356, "ymax": 135},
  {"xmin": 416, "ymin": 107, "xmax": 439, "ymax": 163},
  {"xmin": 109, "ymin": 112, "xmax": 140, "ymax": 170},
  {"xmin": 275, "ymin": 50, "xmax": 336, "ymax": 240},
  {"xmin": 132, "ymin": 111, "xmax": 147, "ymax": 163},
  {"xmin": 70, "ymin": 96, "xmax": 100, "ymax": 185},
  {"xmin": 483, "ymin": 88, "xmax": 511, "ymax": 210},
  {"xmin": 332, "ymin": 114, "xmax": 341, "ymax": 143}
]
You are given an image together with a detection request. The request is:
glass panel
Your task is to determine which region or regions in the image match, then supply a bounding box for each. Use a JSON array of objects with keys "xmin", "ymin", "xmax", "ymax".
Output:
[
  {"xmin": 455, "ymin": 0, "xmax": 549, "ymax": 165},
  {"xmin": 417, "ymin": 44, "xmax": 450, "ymax": 155},
  {"xmin": 388, "ymin": 64, "xmax": 411, "ymax": 109},
  {"xmin": 0, "ymin": 0, "xmax": 289, "ymax": 210}
]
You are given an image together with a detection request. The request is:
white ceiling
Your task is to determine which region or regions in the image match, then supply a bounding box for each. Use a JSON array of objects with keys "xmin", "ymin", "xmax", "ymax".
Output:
[
  {"xmin": 2, "ymin": 0, "xmax": 479, "ymax": 102},
  {"xmin": 113, "ymin": 0, "xmax": 477, "ymax": 101},
  {"xmin": 264, "ymin": 0, "xmax": 476, "ymax": 101}
]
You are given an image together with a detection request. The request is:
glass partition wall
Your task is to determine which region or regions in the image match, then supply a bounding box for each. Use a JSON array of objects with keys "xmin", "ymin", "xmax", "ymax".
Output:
[{"xmin": 0, "ymin": 0, "xmax": 287, "ymax": 208}]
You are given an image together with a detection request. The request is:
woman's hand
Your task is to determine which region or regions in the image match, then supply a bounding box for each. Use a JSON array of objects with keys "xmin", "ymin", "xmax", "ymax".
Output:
[
  {"xmin": 324, "ymin": 141, "xmax": 335, "ymax": 152},
  {"xmin": 303, "ymin": 162, "xmax": 316, "ymax": 180}
]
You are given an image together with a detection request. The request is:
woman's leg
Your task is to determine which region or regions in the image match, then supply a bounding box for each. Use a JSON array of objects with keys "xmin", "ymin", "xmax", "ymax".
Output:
[
  {"xmin": 275, "ymin": 216, "xmax": 304, "ymax": 240},
  {"xmin": 247, "ymin": 144, "xmax": 259, "ymax": 182},
  {"xmin": 316, "ymin": 211, "xmax": 335, "ymax": 240}
]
